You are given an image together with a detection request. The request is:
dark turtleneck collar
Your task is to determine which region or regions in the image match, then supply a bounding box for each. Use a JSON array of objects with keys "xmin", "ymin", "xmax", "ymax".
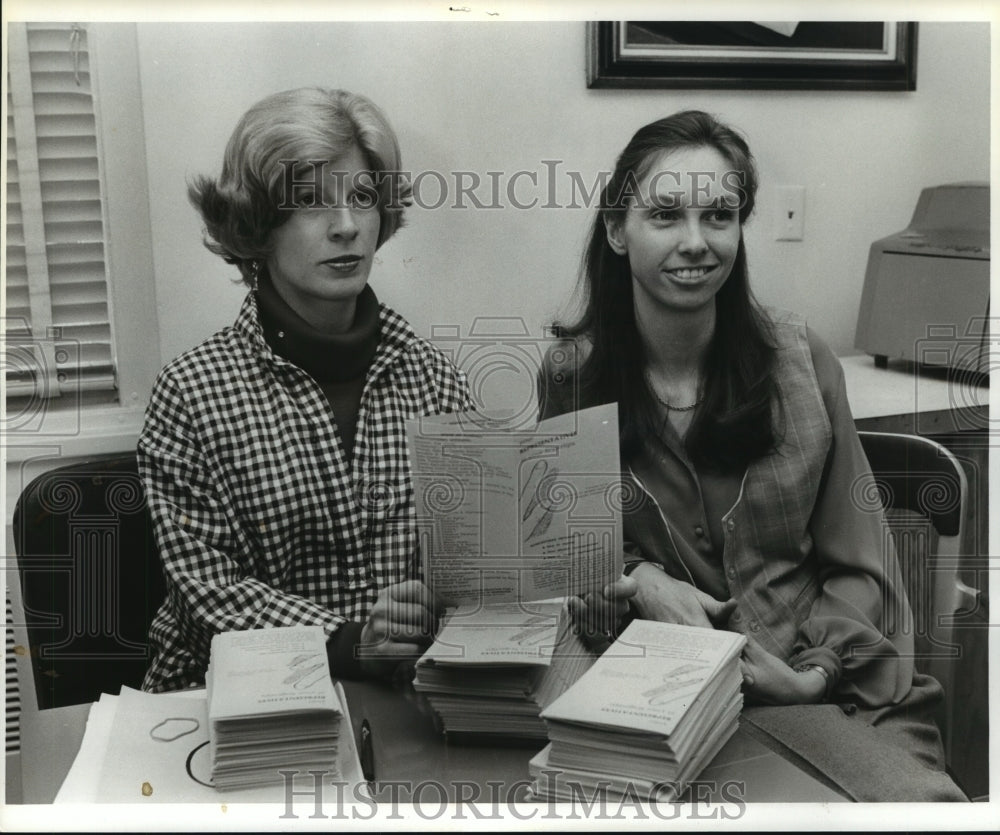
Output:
[{"xmin": 256, "ymin": 271, "xmax": 381, "ymax": 383}]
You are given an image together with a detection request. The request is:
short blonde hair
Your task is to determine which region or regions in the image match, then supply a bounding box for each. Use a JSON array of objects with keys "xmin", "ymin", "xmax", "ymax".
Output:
[{"xmin": 189, "ymin": 88, "xmax": 412, "ymax": 284}]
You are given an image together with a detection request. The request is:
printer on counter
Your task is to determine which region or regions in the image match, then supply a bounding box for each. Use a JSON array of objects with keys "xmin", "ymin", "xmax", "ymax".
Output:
[{"xmin": 854, "ymin": 182, "xmax": 989, "ymax": 375}]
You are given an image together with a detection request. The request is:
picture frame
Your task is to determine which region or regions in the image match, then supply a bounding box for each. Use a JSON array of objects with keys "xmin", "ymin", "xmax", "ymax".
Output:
[{"xmin": 587, "ymin": 21, "xmax": 918, "ymax": 91}]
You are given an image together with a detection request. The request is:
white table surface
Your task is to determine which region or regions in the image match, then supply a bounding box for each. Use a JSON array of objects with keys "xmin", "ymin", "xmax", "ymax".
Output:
[{"xmin": 839, "ymin": 354, "xmax": 988, "ymax": 422}]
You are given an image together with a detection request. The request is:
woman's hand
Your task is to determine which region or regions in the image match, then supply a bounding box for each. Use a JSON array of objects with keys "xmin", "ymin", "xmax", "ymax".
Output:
[
  {"xmin": 630, "ymin": 562, "xmax": 736, "ymax": 628},
  {"xmin": 568, "ymin": 576, "xmax": 638, "ymax": 650},
  {"xmin": 740, "ymin": 636, "xmax": 826, "ymax": 705},
  {"xmin": 358, "ymin": 580, "xmax": 437, "ymax": 678}
]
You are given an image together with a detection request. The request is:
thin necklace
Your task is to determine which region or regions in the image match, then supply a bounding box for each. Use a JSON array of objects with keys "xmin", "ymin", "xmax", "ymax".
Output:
[{"xmin": 644, "ymin": 369, "xmax": 703, "ymax": 412}]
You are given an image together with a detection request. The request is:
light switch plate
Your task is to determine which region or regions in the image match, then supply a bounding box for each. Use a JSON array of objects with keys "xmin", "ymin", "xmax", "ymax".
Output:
[{"xmin": 774, "ymin": 185, "xmax": 805, "ymax": 241}]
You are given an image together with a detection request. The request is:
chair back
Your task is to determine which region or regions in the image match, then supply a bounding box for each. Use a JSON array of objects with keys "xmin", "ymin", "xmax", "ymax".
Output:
[
  {"xmin": 858, "ymin": 431, "xmax": 964, "ymax": 537},
  {"xmin": 11, "ymin": 454, "xmax": 165, "ymax": 709},
  {"xmin": 856, "ymin": 431, "xmax": 977, "ymax": 765}
]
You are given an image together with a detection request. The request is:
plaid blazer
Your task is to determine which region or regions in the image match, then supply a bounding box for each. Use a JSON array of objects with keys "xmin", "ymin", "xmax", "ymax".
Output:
[{"xmin": 138, "ymin": 291, "xmax": 469, "ymax": 691}]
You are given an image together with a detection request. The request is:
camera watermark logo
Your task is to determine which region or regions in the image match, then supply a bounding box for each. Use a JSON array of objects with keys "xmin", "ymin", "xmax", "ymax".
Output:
[
  {"xmin": 848, "ymin": 457, "xmax": 980, "ymax": 667},
  {"xmin": 14, "ymin": 464, "xmax": 153, "ymax": 663},
  {"xmin": 430, "ymin": 317, "xmax": 563, "ymax": 432},
  {"xmin": 913, "ymin": 318, "xmax": 993, "ymax": 437},
  {"xmin": 1, "ymin": 319, "xmax": 83, "ymax": 436}
]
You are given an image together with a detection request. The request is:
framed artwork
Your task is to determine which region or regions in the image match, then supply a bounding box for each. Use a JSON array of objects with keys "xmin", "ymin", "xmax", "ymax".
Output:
[{"xmin": 587, "ymin": 21, "xmax": 918, "ymax": 91}]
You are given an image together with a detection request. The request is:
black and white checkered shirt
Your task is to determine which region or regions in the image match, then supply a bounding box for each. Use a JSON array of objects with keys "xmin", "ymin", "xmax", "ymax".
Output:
[{"xmin": 138, "ymin": 291, "xmax": 469, "ymax": 691}]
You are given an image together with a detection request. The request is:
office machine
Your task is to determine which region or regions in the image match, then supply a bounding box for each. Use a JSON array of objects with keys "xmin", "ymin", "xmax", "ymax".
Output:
[{"xmin": 854, "ymin": 182, "xmax": 990, "ymax": 374}]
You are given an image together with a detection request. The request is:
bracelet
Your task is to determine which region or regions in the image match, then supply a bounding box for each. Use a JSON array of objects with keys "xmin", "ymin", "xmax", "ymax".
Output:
[{"xmin": 793, "ymin": 663, "xmax": 830, "ymax": 682}]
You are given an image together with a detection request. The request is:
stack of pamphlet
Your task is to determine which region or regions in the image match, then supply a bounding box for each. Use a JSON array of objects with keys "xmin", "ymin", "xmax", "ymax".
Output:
[
  {"xmin": 414, "ymin": 599, "xmax": 595, "ymax": 742},
  {"xmin": 530, "ymin": 619, "xmax": 747, "ymax": 801},
  {"xmin": 206, "ymin": 625, "xmax": 343, "ymax": 790}
]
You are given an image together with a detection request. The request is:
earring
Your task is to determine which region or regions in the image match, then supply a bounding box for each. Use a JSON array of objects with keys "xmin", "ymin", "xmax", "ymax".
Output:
[{"xmin": 249, "ymin": 259, "xmax": 261, "ymax": 291}]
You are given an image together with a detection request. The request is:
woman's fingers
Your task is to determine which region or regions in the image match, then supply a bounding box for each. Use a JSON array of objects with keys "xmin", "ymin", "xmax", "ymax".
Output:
[
  {"xmin": 570, "ymin": 593, "xmax": 613, "ymax": 634},
  {"xmin": 567, "ymin": 595, "xmax": 589, "ymax": 629},
  {"xmin": 375, "ymin": 602, "xmax": 435, "ymax": 639},
  {"xmin": 697, "ymin": 592, "xmax": 737, "ymax": 625},
  {"xmin": 568, "ymin": 576, "xmax": 637, "ymax": 635},
  {"xmin": 357, "ymin": 581, "xmax": 438, "ymax": 678},
  {"xmin": 741, "ymin": 636, "xmax": 766, "ymax": 659},
  {"xmin": 603, "ymin": 576, "xmax": 638, "ymax": 602},
  {"xmin": 366, "ymin": 581, "xmax": 438, "ymax": 645},
  {"xmin": 388, "ymin": 579, "xmax": 436, "ymax": 611},
  {"xmin": 568, "ymin": 595, "xmax": 617, "ymax": 653},
  {"xmin": 740, "ymin": 637, "xmax": 765, "ymax": 689}
]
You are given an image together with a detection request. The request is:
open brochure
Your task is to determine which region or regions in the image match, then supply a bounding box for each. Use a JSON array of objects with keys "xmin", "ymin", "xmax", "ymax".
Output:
[{"xmin": 406, "ymin": 402, "xmax": 623, "ymax": 606}]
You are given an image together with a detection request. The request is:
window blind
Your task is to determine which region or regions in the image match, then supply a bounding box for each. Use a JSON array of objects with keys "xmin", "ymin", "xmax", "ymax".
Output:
[
  {"xmin": 5, "ymin": 597, "xmax": 20, "ymax": 754},
  {"xmin": 5, "ymin": 22, "xmax": 116, "ymax": 399}
]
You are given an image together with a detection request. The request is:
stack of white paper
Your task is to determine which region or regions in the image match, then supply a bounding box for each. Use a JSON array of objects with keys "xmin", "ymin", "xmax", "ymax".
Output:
[
  {"xmin": 206, "ymin": 625, "xmax": 342, "ymax": 790},
  {"xmin": 58, "ymin": 683, "xmax": 364, "ymax": 803},
  {"xmin": 531, "ymin": 619, "xmax": 746, "ymax": 802},
  {"xmin": 414, "ymin": 600, "xmax": 596, "ymax": 741}
]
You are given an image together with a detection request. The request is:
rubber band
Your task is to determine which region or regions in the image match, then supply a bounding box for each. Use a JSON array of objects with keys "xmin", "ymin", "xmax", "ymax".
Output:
[{"xmin": 149, "ymin": 716, "xmax": 200, "ymax": 742}]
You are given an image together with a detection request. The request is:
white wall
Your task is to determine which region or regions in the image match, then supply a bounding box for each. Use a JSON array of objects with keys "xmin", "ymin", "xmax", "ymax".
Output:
[{"xmin": 136, "ymin": 21, "xmax": 990, "ymax": 411}]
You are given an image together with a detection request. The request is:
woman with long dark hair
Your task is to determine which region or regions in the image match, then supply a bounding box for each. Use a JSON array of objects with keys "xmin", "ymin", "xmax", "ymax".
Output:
[{"xmin": 541, "ymin": 110, "xmax": 966, "ymax": 800}]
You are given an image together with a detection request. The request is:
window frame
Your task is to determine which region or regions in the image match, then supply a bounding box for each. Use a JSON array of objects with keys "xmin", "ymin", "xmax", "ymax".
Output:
[{"xmin": 4, "ymin": 22, "xmax": 160, "ymax": 458}]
